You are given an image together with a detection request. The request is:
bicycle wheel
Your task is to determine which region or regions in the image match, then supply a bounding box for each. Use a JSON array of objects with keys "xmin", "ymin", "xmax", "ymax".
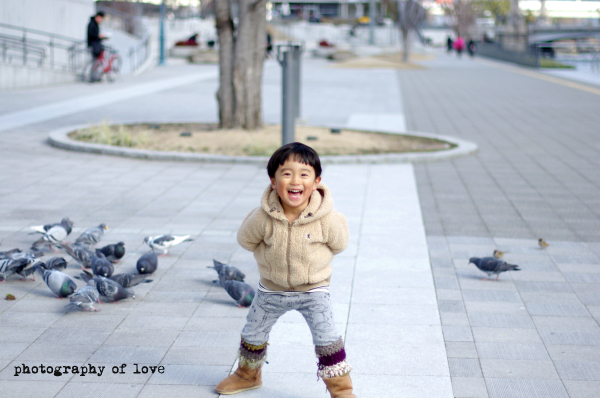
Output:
[
  {"xmin": 90, "ymin": 59, "xmax": 104, "ymax": 83},
  {"xmin": 106, "ymin": 55, "xmax": 121, "ymax": 83}
]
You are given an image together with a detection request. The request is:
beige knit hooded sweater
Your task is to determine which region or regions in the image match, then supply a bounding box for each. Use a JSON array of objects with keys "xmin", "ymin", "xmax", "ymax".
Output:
[{"xmin": 237, "ymin": 183, "xmax": 349, "ymax": 291}]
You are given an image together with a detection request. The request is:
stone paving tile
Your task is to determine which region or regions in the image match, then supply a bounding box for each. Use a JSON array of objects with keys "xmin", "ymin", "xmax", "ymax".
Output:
[
  {"xmin": 485, "ymin": 378, "xmax": 569, "ymax": 398},
  {"xmin": 480, "ymin": 359, "xmax": 559, "ymax": 379},
  {"xmin": 452, "ymin": 376, "xmax": 490, "ymax": 398},
  {"xmin": 446, "ymin": 342, "xmax": 479, "ymax": 358},
  {"xmin": 475, "ymin": 342, "xmax": 550, "ymax": 361},
  {"xmin": 468, "ymin": 313, "xmax": 535, "ymax": 329},
  {"xmin": 539, "ymin": 330, "xmax": 600, "ymax": 346},
  {"xmin": 448, "ymin": 358, "xmax": 484, "ymax": 377},
  {"xmin": 553, "ymin": 361, "xmax": 600, "ymax": 381},
  {"xmin": 55, "ymin": 382, "xmax": 144, "ymax": 398},
  {"xmin": 0, "ymin": 380, "xmax": 66, "ymax": 398}
]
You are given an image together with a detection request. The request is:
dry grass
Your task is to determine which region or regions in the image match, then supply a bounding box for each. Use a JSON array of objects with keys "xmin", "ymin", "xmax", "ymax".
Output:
[
  {"xmin": 70, "ymin": 123, "xmax": 454, "ymax": 157},
  {"xmin": 333, "ymin": 52, "xmax": 433, "ymax": 69}
]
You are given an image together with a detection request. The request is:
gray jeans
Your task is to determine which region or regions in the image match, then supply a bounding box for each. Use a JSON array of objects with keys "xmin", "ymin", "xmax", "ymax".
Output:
[{"xmin": 241, "ymin": 290, "xmax": 340, "ymax": 346}]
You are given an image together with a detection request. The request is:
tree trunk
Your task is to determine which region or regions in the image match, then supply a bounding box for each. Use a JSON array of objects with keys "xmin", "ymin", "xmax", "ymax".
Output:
[
  {"xmin": 233, "ymin": 0, "xmax": 267, "ymax": 129},
  {"xmin": 215, "ymin": 0, "xmax": 235, "ymax": 128}
]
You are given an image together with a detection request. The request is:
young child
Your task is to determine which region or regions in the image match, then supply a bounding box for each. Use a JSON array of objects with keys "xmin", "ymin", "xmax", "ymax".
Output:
[{"xmin": 215, "ymin": 143, "xmax": 356, "ymax": 397}]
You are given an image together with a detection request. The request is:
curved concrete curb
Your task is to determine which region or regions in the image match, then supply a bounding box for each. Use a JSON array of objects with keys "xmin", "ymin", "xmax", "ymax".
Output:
[{"xmin": 48, "ymin": 124, "xmax": 478, "ymax": 164}]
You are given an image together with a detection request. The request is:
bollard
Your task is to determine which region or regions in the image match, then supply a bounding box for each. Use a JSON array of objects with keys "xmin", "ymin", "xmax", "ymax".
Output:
[{"xmin": 277, "ymin": 43, "xmax": 303, "ymax": 146}]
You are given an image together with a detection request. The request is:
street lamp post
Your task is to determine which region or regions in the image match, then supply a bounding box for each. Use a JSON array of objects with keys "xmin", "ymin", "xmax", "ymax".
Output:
[{"xmin": 369, "ymin": 0, "xmax": 376, "ymax": 44}]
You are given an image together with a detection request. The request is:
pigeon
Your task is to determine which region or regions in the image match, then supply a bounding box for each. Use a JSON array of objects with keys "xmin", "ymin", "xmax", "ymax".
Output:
[
  {"xmin": 469, "ymin": 257, "xmax": 521, "ymax": 281},
  {"xmin": 41, "ymin": 257, "xmax": 68, "ymax": 271},
  {"xmin": 30, "ymin": 217, "xmax": 73, "ymax": 247},
  {"xmin": 33, "ymin": 264, "xmax": 77, "ymax": 298},
  {"xmin": 0, "ymin": 254, "xmax": 39, "ymax": 281},
  {"xmin": 136, "ymin": 252, "xmax": 158, "ymax": 274},
  {"xmin": 220, "ymin": 280, "xmax": 255, "ymax": 307},
  {"xmin": 109, "ymin": 273, "xmax": 153, "ymax": 288},
  {"xmin": 538, "ymin": 238, "xmax": 549, "ymax": 249},
  {"xmin": 65, "ymin": 281, "xmax": 100, "ymax": 311},
  {"xmin": 75, "ymin": 224, "xmax": 108, "ymax": 246},
  {"xmin": 30, "ymin": 217, "xmax": 73, "ymax": 236},
  {"xmin": 96, "ymin": 242, "xmax": 125, "ymax": 263},
  {"xmin": 209, "ymin": 259, "xmax": 245, "ymax": 283},
  {"xmin": 493, "ymin": 250, "xmax": 507, "ymax": 259},
  {"xmin": 144, "ymin": 235, "xmax": 193, "ymax": 255},
  {"xmin": 60, "ymin": 242, "xmax": 96, "ymax": 268},
  {"xmin": 90, "ymin": 253, "xmax": 114, "ymax": 278},
  {"xmin": 0, "ymin": 248, "xmax": 22, "ymax": 259},
  {"xmin": 79, "ymin": 270, "xmax": 135, "ymax": 303}
]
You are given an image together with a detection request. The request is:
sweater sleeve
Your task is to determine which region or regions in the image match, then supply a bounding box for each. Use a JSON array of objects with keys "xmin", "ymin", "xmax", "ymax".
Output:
[
  {"xmin": 237, "ymin": 207, "xmax": 266, "ymax": 252},
  {"xmin": 324, "ymin": 211, "xmax": 349, "ymax": 255}
]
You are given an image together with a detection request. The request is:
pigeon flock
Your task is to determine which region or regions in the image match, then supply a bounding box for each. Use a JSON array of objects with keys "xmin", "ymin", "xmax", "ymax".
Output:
[{"xmin": 0, "ymin": 217, "xmax": 254, "ymax": 311}]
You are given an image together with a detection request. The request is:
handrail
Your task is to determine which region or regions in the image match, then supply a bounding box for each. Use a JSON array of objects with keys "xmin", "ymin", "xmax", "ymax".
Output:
[{"xmin": 0, "ymin": 22, "xmax": 81, "ymax": 44}]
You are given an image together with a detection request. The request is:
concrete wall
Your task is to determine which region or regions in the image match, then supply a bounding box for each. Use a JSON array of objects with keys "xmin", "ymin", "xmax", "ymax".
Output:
[
  {"xmin": 0, "ymin": 63, "xmax": 78, "ymax": 91},
  {"xmin": 0, "ymin": 0, "xmax": 95, "ymax": 40}
]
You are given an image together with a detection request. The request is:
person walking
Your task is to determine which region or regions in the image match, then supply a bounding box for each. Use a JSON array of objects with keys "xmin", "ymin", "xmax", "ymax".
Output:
[
  {"xmin": 467, "ymin": 38, "xmax": 476, "ymax": 58},
  {"xmin": 454, "ymin": 36, "xmax": 465, "ymax": 58},
  {"xmin": 446, "ymin": 36, "xmax": 453, "ymax": 53}
]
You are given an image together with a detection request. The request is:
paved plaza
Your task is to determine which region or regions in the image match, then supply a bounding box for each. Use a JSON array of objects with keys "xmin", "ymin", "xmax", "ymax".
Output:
[{"xmin": 0, "ymin": 50, "xmax": 599, "ymax": 398}]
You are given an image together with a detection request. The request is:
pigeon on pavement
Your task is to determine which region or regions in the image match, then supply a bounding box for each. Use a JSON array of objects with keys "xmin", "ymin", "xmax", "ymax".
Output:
[
  {"xmin": 493, "ymin": 250, "xmax": 507, "ymax": 259},
  {"xmin": 96, "ymin": 242, "xmax": 125, "ymax": 263},
  {"xmin": 220, "ymin": 280, "xmax": 255, "ymax": 307},
  {"xmin": 538, "ymin": 238, "xmax": 549, "ymax": 249},
  {"xmin": 75, "ymin": 224, "xmax": 108, "ymax": 246},
  {"xmin": 144, "ymin": 235, "xmax": 193, "ymax": 255},
  {"xmin": 136, "ymin": 252, "xmax": 158, "ymax": 274},
  {"xmin": 209, "ymin": 259, "xmax": 246, "ymax": 283},
  {"xmin": 60, "ymin": 242, "xmax": 96, "ymax": 268},
  {"xmin": 109, "ymin": 273, "xmax": 153, "ymax": 288},
  {"xmin": 33, "ymin": 264, "xmax": 77, "ymax": 298},
  {"xmin": 41, "ymin": 257, "xmax": 68, "ymax": 271},
  {"xmin": 79, "ymin": 270, "xmax": 134, "ymax": 303},
  {"xmin": 65, "ymin": 282, "xmax": 100, "ymax": 311},
  {"xmin": 0, "ymin": 257, "xmax": 35, "ymax": 281},
  {"xmin": 90, "ymin": 253, "xmax": 114, "ymax": 278},
  {"xmin": 469, "ymin": 257, "xmax": 520, "ymax": 281},
  {"xmin": 0, "ymin": 248, "xmax": 22, "ymax": 259},
  {"xmin": 30, "ymin": 217, "xmax": 73, "ymax": 246}
]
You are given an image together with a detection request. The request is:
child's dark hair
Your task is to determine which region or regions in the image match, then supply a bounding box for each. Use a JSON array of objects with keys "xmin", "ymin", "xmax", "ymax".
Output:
[{"xmin": 267, "ymin": 142, "xmax": 322, "ymax": 178}]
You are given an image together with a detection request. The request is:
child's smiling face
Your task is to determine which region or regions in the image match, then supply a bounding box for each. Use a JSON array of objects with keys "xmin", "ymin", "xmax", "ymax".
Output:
[{"xmin": 270, "ymin": 158, "xmax": 321, "ymax": 219}]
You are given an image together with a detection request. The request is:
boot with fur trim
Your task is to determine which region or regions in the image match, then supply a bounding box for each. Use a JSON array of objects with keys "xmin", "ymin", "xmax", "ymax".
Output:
[
  {"xmin": 323, "ymin": 374, "xmax": 357, "ymax": 398},
  {"xmin": 214, "ymin": 364, "xmax": 262, "ymax": 395}
]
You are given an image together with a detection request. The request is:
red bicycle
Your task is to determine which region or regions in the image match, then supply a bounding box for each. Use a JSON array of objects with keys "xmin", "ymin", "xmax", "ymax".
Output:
[{"xmin": 84, "ymin": 47, "xmax": 121, "ymax": 83}]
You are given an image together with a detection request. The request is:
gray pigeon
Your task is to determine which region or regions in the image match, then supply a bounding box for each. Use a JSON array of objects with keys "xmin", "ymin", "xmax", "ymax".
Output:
[
  {"xmin": 0, "ymin": 257, "xmax": 38, "ymax": 281},
  {"xmin": 34, "ymin": 264, "xmax": 77, "ymax": 298},
  {"xmin": 60, "ymin": 242, "xmax": 96, "ymax": 268},
  {"xmin": 136, "ymin": 252, "xmax": 158, "ymax": 274},
  {"xmin": 41, "ymin": 257, "xmax": 68, "ymax": 271},
  {"xmin": 220, "ymin": 280, "xmax": 255, "ymax": 307},
  {"xmin": 75, "ymin": 224, "xmax": 108, "ymax": 246},
  {"xmin": 0, "ymin": 248, "xmax": 22, "ymax": 259},
  {"xmin": 90, "ymin": 253, "xmax": 114, "ymax": 278},
  {"xmin": 96, "ymin": 242, "xmax": 125, "ymax": 263},
  {"xmin": 65, "ymin": 281, "xmax": 100, "ymax": 311},
  {"xmin": 469, "ymin": 257, "xmax": 521, "ymax": 281},
  {"xmin": 109, "ymin": 273, "xmax": 153, "ymax": 288},
  {"xmin": 144, "ymin": 235, "xmax": 193, "ymax": 255},
  {"xmin": 31, "ymin": 217, "xmax": 73, "ymax": 249},
  {"xmin": 209, "ymin": 259, "xmax": 245, "ymax": 283},
  {"xmin": 79, "ymin": 270, "xmax": 135, "ymax": 303}
]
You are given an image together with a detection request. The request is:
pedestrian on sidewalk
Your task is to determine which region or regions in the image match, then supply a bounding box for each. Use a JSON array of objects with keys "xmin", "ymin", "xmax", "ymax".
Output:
[
  {"xmin": 87, "ymin": 11, "xmax": 106, "ymax": 59},
  {"xmin": 454, "ymin": 36, "xmax": 465, "ymax": 58},
  {"xmin": 214, "ymin": 143, "xmax": 356, "ymax": 397},
  {"xmin": 467, "ymin": 38, "xmax": 476, "ymax": 58},
  {"xmin": 446, "ymin": 35, "xmax": 454, "ymax": 53}
]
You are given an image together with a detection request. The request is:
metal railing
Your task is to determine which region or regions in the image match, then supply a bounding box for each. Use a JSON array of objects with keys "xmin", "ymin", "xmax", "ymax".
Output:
[
  {"xmin": 0, "ymin": 23, "xmax": 90, "ymax": 72},
  {"xmin": 127, "ymin": 33, "xmax": 150, "ymax": 73},
  {"xmin": 477, "ymin": 41, "xmax": 541, "ymax": 68}
]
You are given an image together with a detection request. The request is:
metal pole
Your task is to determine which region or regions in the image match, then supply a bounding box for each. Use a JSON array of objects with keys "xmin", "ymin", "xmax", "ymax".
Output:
[
  {"xmin": 369, "ymin": 0, "xmax": 375, "ymax": 45},
  {"xmin": 159, "ymin": 0, "xmax": 166, "ymax": 65},
  {"xmin": 280, "ymin": 48, "xmax": 295, "ymax": 145},
  {"xmin": 292, "ymin": 45, "xmax": 301, "ymax": 120}
]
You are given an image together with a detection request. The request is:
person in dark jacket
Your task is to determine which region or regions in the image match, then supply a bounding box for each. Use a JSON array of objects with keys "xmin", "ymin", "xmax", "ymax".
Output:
[{"xmin": 87, "ymin": 11, "xmax": 106, "ymax": 58}]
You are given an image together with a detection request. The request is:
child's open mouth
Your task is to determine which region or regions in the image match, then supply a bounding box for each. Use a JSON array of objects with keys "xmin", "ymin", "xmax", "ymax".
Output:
[{"xmin": 288, "ymin": 189, "xmax": 303, "ymax": 200}]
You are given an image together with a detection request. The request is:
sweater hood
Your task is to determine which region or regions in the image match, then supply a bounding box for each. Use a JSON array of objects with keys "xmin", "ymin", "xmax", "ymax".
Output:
[{"xmin": 261, "ymin": 182, "xmax": 334, "ymax": 224}]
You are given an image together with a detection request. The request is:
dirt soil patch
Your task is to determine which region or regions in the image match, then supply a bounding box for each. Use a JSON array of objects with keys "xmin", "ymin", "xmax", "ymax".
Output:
[
  {"xmin": 333, "ymin": 52, "xmax": 433, "ymax": 69},
  {"xmin": 70, "ymin": 122, "xmax": 455, "ymax": 157}
]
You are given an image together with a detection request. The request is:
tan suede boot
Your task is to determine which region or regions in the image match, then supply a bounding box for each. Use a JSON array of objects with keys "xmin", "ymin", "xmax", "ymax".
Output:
[
  {"xmin": 214, "ymin": 364, "xmax": 262, "ymax": 395},
  {"xmin": 323, "ymin": 374, "xmax": 357, "ymax": 398}
]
